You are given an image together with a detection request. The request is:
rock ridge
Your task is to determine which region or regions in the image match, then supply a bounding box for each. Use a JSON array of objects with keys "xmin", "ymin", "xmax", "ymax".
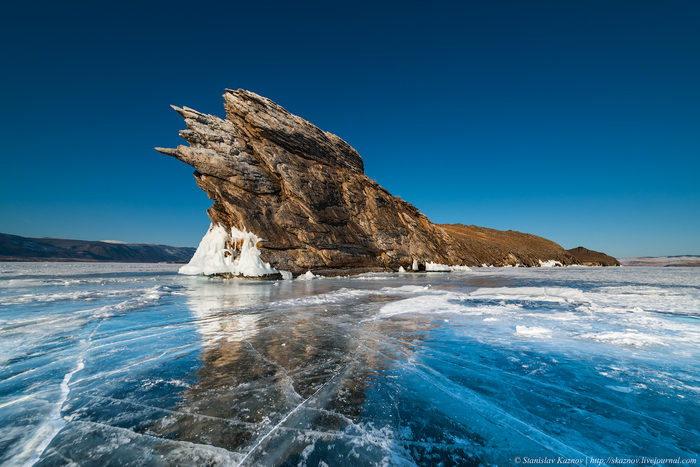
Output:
[
  {"xmin": 157, "ymin": 89, "xmax": 580, "ymax": 275},
  {"xmin": 0, "ymin": 232, "xmax": 195, "ymax": 263},
  {"xmin": 566, "ymin": 246, "xmax": 621, "ymax": 266}
]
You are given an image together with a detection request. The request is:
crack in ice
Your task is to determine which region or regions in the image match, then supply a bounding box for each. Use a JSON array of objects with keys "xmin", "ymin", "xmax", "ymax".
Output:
[
  {"xmin": 235, "ymin": 318, "xmax": 379, "ymax": 467},
  {"xmin": 20, "ymin": 320, "xmax": 102, "ymax": 467},
  {"xmin": 241, "ymin": 332, "xmax": 304, "ymax": 402}
]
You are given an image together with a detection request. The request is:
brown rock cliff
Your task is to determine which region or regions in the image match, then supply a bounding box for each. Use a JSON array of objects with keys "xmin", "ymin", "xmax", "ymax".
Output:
[
  {"xmin": 566, "ymin": 247, "xmax": 620, "ymax": 266},
  {"xmin": 157, "ymin": 89, "xmax": 579, "ymax": 275}
]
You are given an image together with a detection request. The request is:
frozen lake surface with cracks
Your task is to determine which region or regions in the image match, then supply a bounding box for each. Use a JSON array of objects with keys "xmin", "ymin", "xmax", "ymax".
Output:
[{"xmin": 1, "ymin": 263, "xmax": 699, "ymax": 466}]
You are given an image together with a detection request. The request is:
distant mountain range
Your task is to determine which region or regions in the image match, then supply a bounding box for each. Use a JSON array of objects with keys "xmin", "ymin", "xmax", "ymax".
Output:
[
  {"xmin": 0, "ymin": 233, "xmax": 195, "ymax": 263},
  {"xmin": 619, "ymin": 256, "xmax": 700, "ymax": 267}
]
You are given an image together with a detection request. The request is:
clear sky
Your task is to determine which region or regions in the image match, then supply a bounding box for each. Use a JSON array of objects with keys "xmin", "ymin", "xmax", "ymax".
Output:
[{"xmin": 1, "ymin": 0, "xmax": 698, "ymax": 258}]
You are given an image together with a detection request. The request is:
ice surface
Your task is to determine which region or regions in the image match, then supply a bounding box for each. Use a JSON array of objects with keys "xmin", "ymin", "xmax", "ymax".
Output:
[
  {"xmin": 1, "ymin": 263, "xmax": 699, "ymax": 466},
  {"xmin": 469, "ymin": 286, "xmax": 588, "ymax": 301},
  {"xmin": 279, "ymin": 270, "xmax": 293, "ymax": 280},
  {"xmin": 179, "ymin": 224, "xmax": 279, "ymax": 277},
  {"xmin": 296, "ymin": 270, "xmax": 317, "ymax": 280},
  {"xmin": 576, "ymin": 331, "xmax": 667, "ymax": 347},
  {"xmin": 539, "ymin": 259, "xmax": 563, "ymax": 267},
  {"xmin": 425, "ymin": 262, "xmax": 451, "ymax": 271},
  {"xmin": 515, "ymin": 325, "xmax": 552, "ymax": 338}
]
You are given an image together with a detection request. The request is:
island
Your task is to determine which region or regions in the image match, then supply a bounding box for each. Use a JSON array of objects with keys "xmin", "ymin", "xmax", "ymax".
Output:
[{"xmin": 157, "ymin": 89, "xmax": 614, "ymax": 277}]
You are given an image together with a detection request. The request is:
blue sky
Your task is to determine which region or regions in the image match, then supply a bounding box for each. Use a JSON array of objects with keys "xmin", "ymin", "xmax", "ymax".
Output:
[{"xmin": 1, "ymin": 0, "xmax": 698, "ymax": 257}]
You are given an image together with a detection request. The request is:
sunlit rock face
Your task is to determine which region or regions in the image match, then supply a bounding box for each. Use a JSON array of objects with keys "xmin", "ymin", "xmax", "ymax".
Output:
[
  {"xmin": 157, "ymin": 89, "xmax": 578, "ymax": 275},
  {"xmin": 566, "ymin": 246, "xmax": 621, "ymax": 266}
]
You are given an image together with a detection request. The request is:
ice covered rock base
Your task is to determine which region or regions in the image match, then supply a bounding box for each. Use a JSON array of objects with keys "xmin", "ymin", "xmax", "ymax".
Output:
[{"xmin": 179, "ymin": 224, "xmax": 283, "ymax": 279}]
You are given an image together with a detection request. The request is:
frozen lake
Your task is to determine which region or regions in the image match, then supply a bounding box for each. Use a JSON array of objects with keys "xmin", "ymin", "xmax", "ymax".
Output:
[{"xmin": 1, "ymin": 263, "xmax": 699, "ymax": 466}]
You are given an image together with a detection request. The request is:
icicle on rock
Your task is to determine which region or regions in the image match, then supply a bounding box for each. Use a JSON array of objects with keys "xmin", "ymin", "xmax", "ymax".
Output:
[{"xmin": 179, "ymin": 224, "xmax": 280, "ymax": 278}]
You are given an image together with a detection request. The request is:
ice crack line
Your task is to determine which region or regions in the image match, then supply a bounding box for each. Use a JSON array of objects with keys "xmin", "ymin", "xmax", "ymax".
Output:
[
  {"xmin": 72, "ymin": 420, "xmax": 243, "ymax": 462},
  {"xmin": 76, "ymin": 342, "xmax": 200, "ymax": 384},
  {"xmin": 21, "ymin": 320, "xmax": 102, "ymax": 467},
  {"xmin": 235, "ymin": 318, "xmax": 379, "ymax": 467},
  {"xmin": 404, "ymin": 358, "xmax": 593, "ymax": 461},
  {"xmin": 241, "ymin": 332, "xmax": 302, "ymax": 401},
  {"xmin": 86, "ymin": 395, "xmax": 259, "ymax": 430},
  {"xmin": 422, "ymin": 348, "xmax": 699, "ymax": 435}
]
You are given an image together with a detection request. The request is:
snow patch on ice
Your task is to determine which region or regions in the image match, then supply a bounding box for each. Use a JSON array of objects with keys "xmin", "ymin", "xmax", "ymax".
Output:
[
  {"xmin": 469, "ymin": 286, "xmax": 587, "ymax": 302},
  {"xmin": 378, "ymin": 292, "xmax": 465, "ymax": 318},
  {"xmin": 539, "ymin": 259, "xmax": 563, "ymax": 268},
  {"xmin": 380, "ymin": 285, "xmax": 433, "ymax": 294},
  {"xmin": 345, "ymin": 423, "xmax": 417, "ymax": 467},
  {"xmin": 425, "ymin": 262, "xmax": 451, "ymax": 272},
  {"xmin": 516, "ymin": 326, "xmax": 552, "ymax": 338},
  {"xmin": 275, "ymin": 288, "xmax": 372, "ymax": 308},
  {"xmin": 577, "ymin": 331, "xmax": 667, "ymax": 347},
  {"xmin": 296, "ymin": 271, "xmax": 317, "ymax": 281},
  {"xmin": 398, "ymin": 266, "xmax": 406, "ymax": 273},
  {"xmin": 279, "ymin": 270, "xmax": 293, "ymax": 280},
  {"xmin": 300, "ymin": 441, "xmax": 315, "ymax": 460},
  {"xmin": 607, "ymin": 385, "xmax": 634, "ymax": 393},
  {"xmin": 351, "ymin": 273, "xmax": 396, "ymax": 281},
  {"xmin": 179, "ymin": 224, "xmax": 279, "ymax": 277}
]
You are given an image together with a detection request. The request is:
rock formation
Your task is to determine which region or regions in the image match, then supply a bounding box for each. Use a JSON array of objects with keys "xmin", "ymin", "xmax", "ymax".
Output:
[
  {"xmin": 440, "ymin": 224, "xmax": 579, "ymax": 267},
  {"xmin": 566, "ymin": 247, "xmax": 621, "ymax": 266},
  {"xmin": 157, "ymin": 89, "xmax": 580, "ymax": 276}
]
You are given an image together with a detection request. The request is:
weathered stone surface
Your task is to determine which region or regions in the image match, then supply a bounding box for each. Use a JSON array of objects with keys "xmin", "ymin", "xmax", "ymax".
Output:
[
  {"xmin": 439, "ymin": 224, "xmax": 579, "ymax": 267},
  {"xmin": 566, "ymin": 246, "xmax": 621, "ymax": 266},
  {"xmin": 157, "ymin": 89, "xmax": 581, "ymax": 275}
]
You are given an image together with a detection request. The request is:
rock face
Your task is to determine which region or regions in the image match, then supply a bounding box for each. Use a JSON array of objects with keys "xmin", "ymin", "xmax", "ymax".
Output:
[
  {"xmin": 439, "ymin": 224, "xmax": 578, "ymax": 267},
  {"xmin": 566, "ymin": 246, "xmax": 621, "ymax": 266},
  {"xmin": 157, "ymin": 89, "xmax": 579, "ymax": 275}
]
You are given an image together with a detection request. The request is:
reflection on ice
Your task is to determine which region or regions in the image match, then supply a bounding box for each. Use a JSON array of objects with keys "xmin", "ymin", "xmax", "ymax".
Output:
[
  {"xmin": 156, "ymin": 283, "xmax": 406, "ymax": 465},
  {"xmin": 1, "ymin": 264, "xmax": 699, "ymax": 466}
]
